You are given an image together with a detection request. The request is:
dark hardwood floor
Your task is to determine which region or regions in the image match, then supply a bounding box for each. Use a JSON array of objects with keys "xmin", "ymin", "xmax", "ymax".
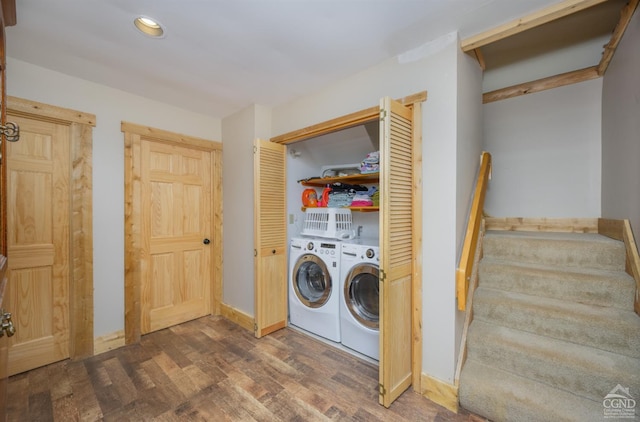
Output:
[{"xmin": 7, "ymin": 316, "xmax": 483, "ymax": 421}]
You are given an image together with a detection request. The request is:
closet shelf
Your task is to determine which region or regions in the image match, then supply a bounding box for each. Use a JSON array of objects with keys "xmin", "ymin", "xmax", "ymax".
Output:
[
  {"xmin": 301, "ymin": 206, "xmax": 379, "ymax": 212},
  {"xmin": 299, "ymin": 172, "xmax": 379, "ymax": 187}
]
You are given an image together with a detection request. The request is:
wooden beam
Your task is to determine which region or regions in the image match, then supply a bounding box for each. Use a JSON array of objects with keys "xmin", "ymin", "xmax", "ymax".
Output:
[
  {"xmin": 597, "ymin": 0, "xmax": 639, "ymax": 75},
  {"xmin": 471, "ymin": 48, "xmax": 486, "ymax": 71},
  {"xmin": 482, "ymin": 66, "xmax": 600, "ymax": 104},
  {"xmin": 461, "ymin": 0, "xmax": 608, "ymax": 52}
]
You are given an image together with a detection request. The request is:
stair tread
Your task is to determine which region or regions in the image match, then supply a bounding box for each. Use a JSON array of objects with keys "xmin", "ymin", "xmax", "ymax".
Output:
[
  {"xmin": 479, "ymin": 257, "xmax": 635, "ymax": 310},
  {"xmin": 473, "ymin": 286, "xmax": 640, "ymax": 358},
  {"xmin": 482, "ymin": 230, "xmax": 626, "ymax": 271},
  {"xmin": 459, "ymin": 359, "xmax": 604, "ymax": 422},
  {"xmin": 474, "ymin": 286, "xmax": 640, "ymax": 322},
  {"xmin": 467, "ymin": 320, "xmax": 640, "ymax": 402}
]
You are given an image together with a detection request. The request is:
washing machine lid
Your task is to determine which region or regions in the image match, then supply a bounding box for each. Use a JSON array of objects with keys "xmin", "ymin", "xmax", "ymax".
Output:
[
  {"xmin": 344, "ymin": 263, "xmax": 379, "ymax": 329},
  {"xmin": 292, "ymin": 254, "xmax": 333, "ymax": 308}
]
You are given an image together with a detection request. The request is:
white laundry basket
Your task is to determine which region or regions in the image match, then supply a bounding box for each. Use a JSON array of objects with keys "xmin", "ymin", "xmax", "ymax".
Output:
[{"xmin": 301, "ymin": 208, "xmax": 353, "ymax": 240}]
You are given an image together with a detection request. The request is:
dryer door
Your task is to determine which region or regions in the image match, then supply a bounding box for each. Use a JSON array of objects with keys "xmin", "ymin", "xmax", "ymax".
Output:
[
  {"xmin": 344, "ymin": 264, "xmax": 379, "ymax": 329},
  {"xmin": 292, "ymin": 254, "xmax": 332, "ymax": 308}
]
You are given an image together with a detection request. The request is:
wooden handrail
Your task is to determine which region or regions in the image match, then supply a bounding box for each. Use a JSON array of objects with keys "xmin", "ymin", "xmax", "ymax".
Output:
[{"xmin": 456, "ymin": 152, "xmax": 492, "ymax": 311}]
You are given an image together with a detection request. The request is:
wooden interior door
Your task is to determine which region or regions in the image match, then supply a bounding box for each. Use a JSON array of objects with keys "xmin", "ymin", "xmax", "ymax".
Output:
[
  {"xmin": 140, "ymin": 140, "xmax": 213, "ymax": 334},
  {"xmin": 253, "ymin": 138, "xmax": 287, "ymax": 338},
  {"xmin": 6, "ymin": 115, "xmax": 71, "ymax": 375},
  {"xmin": 378, "ymin": 96, "xmax": 414, "ymax": 407}
]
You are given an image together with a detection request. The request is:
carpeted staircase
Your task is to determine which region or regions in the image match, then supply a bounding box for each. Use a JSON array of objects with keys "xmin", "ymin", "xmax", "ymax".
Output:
[{"xmin": 459, "ymin": 230, "xmax": 640, "ymax": 422}]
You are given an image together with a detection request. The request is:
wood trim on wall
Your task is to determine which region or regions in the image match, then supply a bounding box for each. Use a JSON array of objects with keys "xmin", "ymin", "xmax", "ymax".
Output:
[
  {"xmin": 123, "ymin": 130, "xmax": 142, "ymax": 345},
  {"xmin": 122, "ymin": 123, "xmax": 223, "ymax": 345},
  {"xmin": 411, "ymin": 102, "xmax": 423, "ymax": 392},
  {"xmin": 461, "ymin": 0, "xmax": 608, "ymax": 51},
  {"xmin": 485, "ymin": 217, "xmax": 599, "ymax": 233},
  {"xmin": 121, "ymin": 122, "xmax": 222, "ymax": 151},
  {"xmin": 69, "ymin": 122, "xmax": 94, "ymax": 359},
  {"xmin": 7, "ymin": 96, "xmax": 96, "ymax": 126},
  {"xmin": 93, "ymin": 330, "xmax": 125, "ymax": 356},
  {"xmin": 421, "ymin": 373, "xmax": 459, "ymax": 414},
  {"xmin": 212, "ymin": 149, "xmax": 224, "ymax": 317},
  {"xmin": 482, "ymin": 66, "xmax": 600, "ymax": 104},
  {"xmin": 7, "ymin": 97, "xmax": 96, "ymax": 359},
  {"xmin": 220, "ymin": 303, "xmax": 254, "ymax": 332},
  {"xmin": 270, "ymin": 91, "xmax": 427, "ymax": 145}
]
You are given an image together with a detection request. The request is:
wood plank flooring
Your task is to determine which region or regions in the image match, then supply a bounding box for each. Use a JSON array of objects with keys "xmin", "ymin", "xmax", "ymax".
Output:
[{"xmin": 7, "ymin": 315, "xmax": 484, "ymax": 421}]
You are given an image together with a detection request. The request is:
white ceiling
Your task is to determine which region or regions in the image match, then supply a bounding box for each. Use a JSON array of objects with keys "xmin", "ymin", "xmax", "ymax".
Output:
[{"xmin": 7, "ymin": 0, "xmax": 567, "ymax": 119}]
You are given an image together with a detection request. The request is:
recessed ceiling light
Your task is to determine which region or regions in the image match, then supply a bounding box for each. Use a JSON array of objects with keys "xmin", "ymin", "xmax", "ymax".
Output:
[{"xmin": 134, "ymin": 16, "xmax": 165, "ymax": 38}]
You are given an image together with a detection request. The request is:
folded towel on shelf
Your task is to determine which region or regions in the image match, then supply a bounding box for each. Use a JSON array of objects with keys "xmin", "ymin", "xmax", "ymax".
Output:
[
  {"xmin": 371, "ymin": 189, "xmax": 380, "ymax": 207},
  {"xmin": 350, "ymin": 192, "xmax": 373, "ymax": 207},
  {"xmin": 360, "ymin": 151, "xmax": 380, "ymax": 174},
  {"xmin": 327, "ymin": 191, "xmax": 355, "ymax": 208},
  {"xmin": 362, "ymin": 151, "xmax": 379, "ymax": 164},
  {"xmin": 360, "ymin": 163, "xmax": 379, "ymax": 174}
]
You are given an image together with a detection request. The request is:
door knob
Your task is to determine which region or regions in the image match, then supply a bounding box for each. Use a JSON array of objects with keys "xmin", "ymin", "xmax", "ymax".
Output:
[{"xmin": 203, "ymin": 238, "xmax": 211, "ymax": 245}]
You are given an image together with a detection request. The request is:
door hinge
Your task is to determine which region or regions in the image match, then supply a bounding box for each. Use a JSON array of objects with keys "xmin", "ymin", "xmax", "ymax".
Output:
[
  {"xmin": 254, "ymin": 249, "xmax": 257, "ymax": 257},
  {"xmin": 378, "ymin": 383, "xmax": 386, "ymax": 395},
  {"xmin": 380, "ymin": 109, "xmax": 387, "ymax": 121},
  {"xmin": 380, "ymin": 269, "xmax": 386, "ymax": 283},
  {"xmin": 254, "ymin": 323, "xmax": 258, "ymax": 332},
  {"xmin": 253, "ymin": 145, "xmax": 257, "ymax": 154}
]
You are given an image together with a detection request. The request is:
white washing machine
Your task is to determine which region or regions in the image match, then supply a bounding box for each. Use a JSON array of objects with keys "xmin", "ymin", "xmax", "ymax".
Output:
[
  {"xmin": 289, "ymin": 237, "xmax": 341, "ymax": 342},
  {"xmin": 339, "ymin": 239, "xmax": 380, "ymax": 360}
]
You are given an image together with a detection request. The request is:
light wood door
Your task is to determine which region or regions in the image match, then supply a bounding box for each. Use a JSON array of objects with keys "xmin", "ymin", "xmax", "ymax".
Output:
[
  {"xmin": 6, "ymin": 116, "xmax": 70, "ymax": 375},
  {"xmin": 140, "ymin": 140, "xmax": 212, "ymax": 334},
  {"xmin": 378, "ymin": 97, "xmax": 414, "ymax": 407},
  {"xmin": 253, "ymin": 138, "xmax": 287, "ymax": 338}
]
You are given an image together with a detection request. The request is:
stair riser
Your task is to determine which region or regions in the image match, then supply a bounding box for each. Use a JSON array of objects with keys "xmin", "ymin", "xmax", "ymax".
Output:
[
  {"xmin": 473, "ymin": 293, "xmax": 640, "ymax": 359},
  {"xmin": 466, "ymin": 326, "xmax": 640, "ymax": 403},
  {"xmin": 483, "ymin": 237, "xmax": 626, "ymax": 271},
  {"xmin": 459, "ymin": 360, "xmax": 604, "ymax": 422},
  {"xmin": 479, "ymin": 261, "xmax": 635, "ymax": 310}
]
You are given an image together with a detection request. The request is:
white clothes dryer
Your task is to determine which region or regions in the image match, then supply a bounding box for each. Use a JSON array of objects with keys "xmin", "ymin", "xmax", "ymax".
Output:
[
  {"xmin": 339, "ymin": 239, "xmax": 380, "ymax": 360},
  {"xmin": 289, "ymin": 237, "xmax": 341, "ymax": 342}
]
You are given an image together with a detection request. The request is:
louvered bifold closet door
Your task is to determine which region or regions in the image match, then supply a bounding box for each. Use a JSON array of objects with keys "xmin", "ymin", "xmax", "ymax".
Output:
[
  {"xmin": 253, "ymin": 139, "xmax": 288, "ymax": 338},
  {"xmin": 378, "ymin": 97, "xmax": 414, "ymax": 407}
]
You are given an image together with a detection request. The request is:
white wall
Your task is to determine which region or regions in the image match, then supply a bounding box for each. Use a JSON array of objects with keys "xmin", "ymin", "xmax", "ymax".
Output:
[
  {"xmin": 267, "ymin": 32, "xmax": 467, "ymax": 384},
  {"xmin": 221, "ymin": 104, "xmax": 272, "ymax": 315},
  {"xmin": 6, "ymin": 58, "xmax": 222, "ymax": 338},
  {"xmin": 483, "ymin": 78, "xmax": 602, "ymax": 218},
  {"xmin": 453, "ymin": 43, "xmax": 484, "ymax": 366},
  {"xmin": 601, "ymin": 9, "xmax": 640, "ymax": 242},
  {"xmin": 221, "ymin": 105, "xmax": 257, "ymax": 314}
]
